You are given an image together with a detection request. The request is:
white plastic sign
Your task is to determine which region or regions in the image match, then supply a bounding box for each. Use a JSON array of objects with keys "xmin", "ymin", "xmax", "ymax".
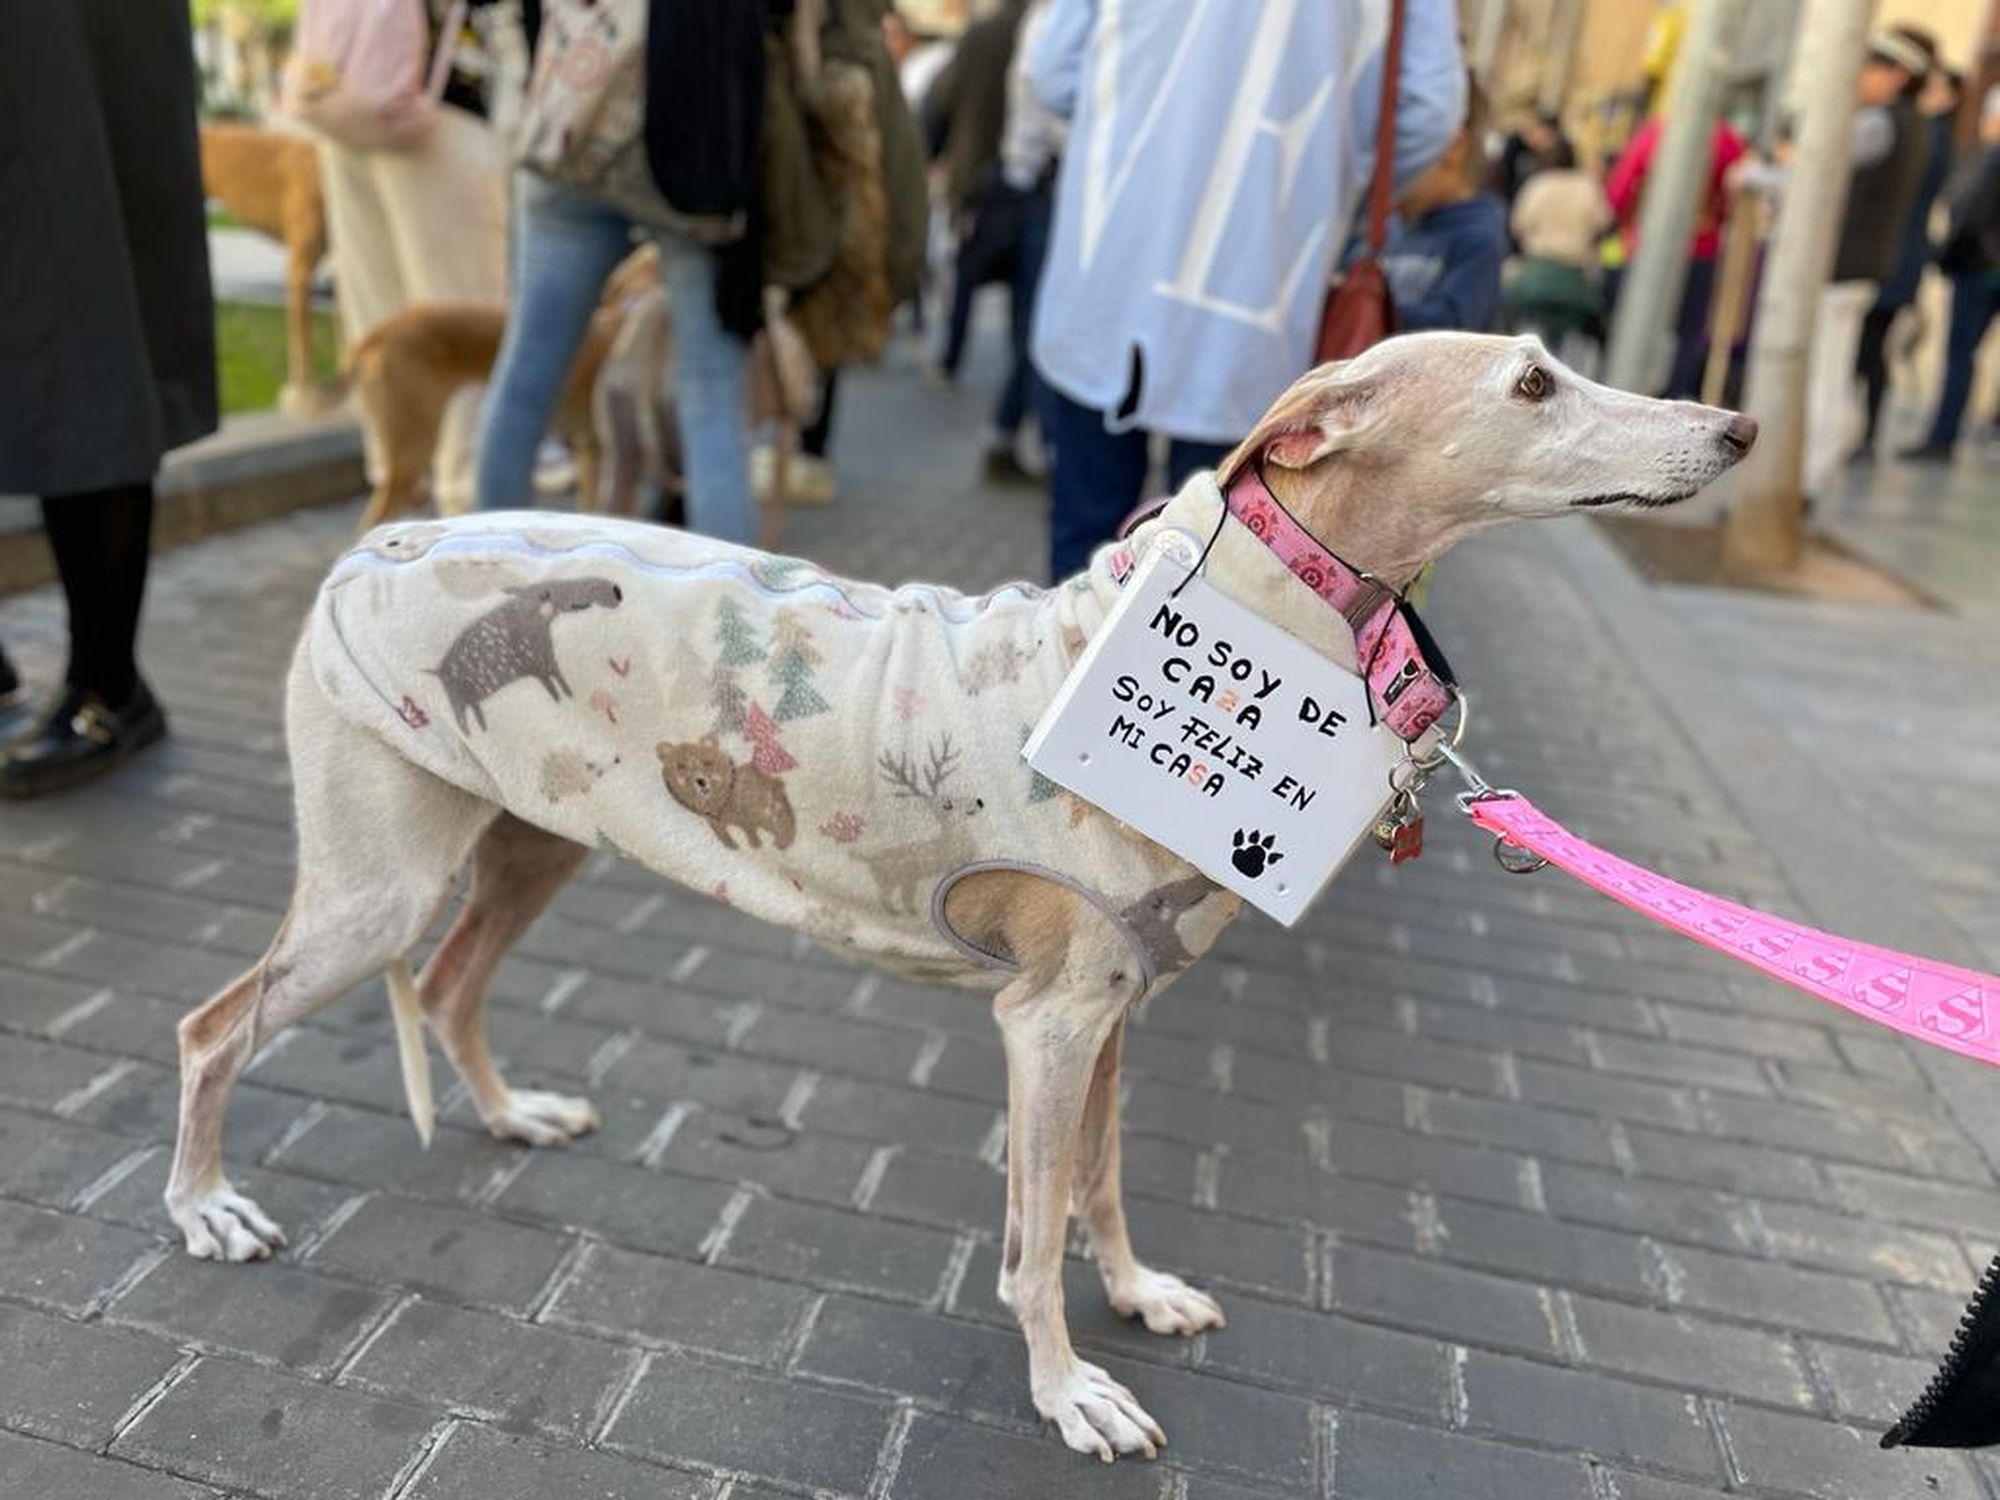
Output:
[{"xmin": 1025, "ymin": 549, "xmax": 1405, "ymax": 925}]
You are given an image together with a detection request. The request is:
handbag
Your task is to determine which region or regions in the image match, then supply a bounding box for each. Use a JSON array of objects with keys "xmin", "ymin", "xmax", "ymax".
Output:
[
  {"xmin": 283, "ymin": 0, "xmax": 464, "ymax": 150},
  {"xmin": 515, "ymin": 0, "xmax": 745, "ymax": 241},
  {"xmin": 1313, "ymin": 0, "xmax": 1405, "ymax": 363}
]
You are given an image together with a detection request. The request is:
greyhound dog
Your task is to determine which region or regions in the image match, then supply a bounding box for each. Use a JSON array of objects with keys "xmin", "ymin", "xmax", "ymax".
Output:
[{"xmin": 165, "ymin": 334, "xmax": 1755, "ymax": 1461}]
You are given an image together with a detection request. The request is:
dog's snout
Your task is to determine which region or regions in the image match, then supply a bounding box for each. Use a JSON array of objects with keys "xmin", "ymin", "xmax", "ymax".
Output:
[{"xmin": 1719, "ymin": 414, "xmax": 1758, "ymax": 457}]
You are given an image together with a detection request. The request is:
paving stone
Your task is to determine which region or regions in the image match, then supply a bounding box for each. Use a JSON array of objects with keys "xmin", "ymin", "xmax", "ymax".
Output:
[
  {"xmin": 605, "ymin": 1359, "xmax": 889, "ymax": 1493},
  {"xmin": 114, "ymin": 1355, "xmax": 434, "ymax": 1500},
  {"xmin": 1753, "ymin": 1199, "xmax": 1970, "ymax": 1290},
  {"xmin": 1825, "ymin": 1162, "xmax": 2000, "ymax": 1239},
  {"xmin": 1457, "ymin": 1349, "xmax": 1722, "ymax": 1479},
  {"xmin": 0, "ymin": 1301, "xmax": 184, "ymax": 1448},
  {"xmin": 1417, "ymin": 1092, "xmax": 1621, "ymax": 1167},
  {"xmin": 1329, "ymin": 1243, "xmax": 1561, "ymax": 1359},
  {"xmin": 719, "ymin": 1193, "xmax": 960, "ymax": 1301},
  {"xmin": 1322, "ymin": 1118, "xmax": 1538, "ymax": 1206},
  {"xmin": 1211, "ymin": 1152, "xmax": 1421, "ymax": 1247},
  {"xmin": 596, "ymin": 1035, "xmax": 799, "ymax": 1116},
  {"xmin": 1566, "ymin": 1294, "xmax": 1815, "ymax": 1408},
  {"xmin": 1122, "ymin": 1196, "xmax": 1312, "ymax": 1300},
  {"xmin": 406, "ymin": 1422, "xmax": 711, "ymax": 1500},
  {"xmin": 950, "ymin": 1241, "xmax": 1203, "ymax": 1366},
  {"xmin": 1623, "ymin": 1125, "xmax": 1833, "ymax": 1202},
  {"xmin": 1537, "ymin": 1161, "xmax": 1760, "ymax": 1254},
  {"xmin": 1427, "ymin": 1198, "xmax": 1655, "ymax": 1300},
  {"xmin": 1195, "ymin": 1295, "xmax": 1443, "ymax": 1417},
  {"xmin": 737, "ymin": 1006, "xmax": 930, "ymax": 1083},
  {"xmin": 1807, "ymin": 1339, "xmax": 1943, "ymax": 1424},
  {"xmin": 887, "ymin": 1413, "xmax": 1163, "ymax": 1500},
  {"xmin": 308, "ymin": 1196, "xmax": 571, "ymax": 1314},
  {"xmin": 797, "ymin": 1294, "xmax": 1034, "ymax": 1416},
  {"xmin": 83, "ymin": 1153, "xmax": 352, "ymax": 1249},
  {"xmin": 868, "ymin": 1145, "xmax": 1007, "ymax": 1230},
  {"xmin": 1658, "ymin": 1243, "xmax": 1900, "ymax": 1345},
  {"xmin": 0, "ymin": 1031, "xmax": 126, "ymax": 1110},
  {"xmin": 1099, "ymin": 1357, "xmax": 1319, "ymax": 1490},
  {"xmin": 0, "ymin": 1428, "xmax": 219, "ymax": 1500},
  {"xmin": 1329, "ymin": 1410, "xmax": 1593, "ymax": 1499},
  {"xmin": 1511, "ymin": 1059, "xmax": 1701, "ymax": 1129},
  {"xmin": 73, "ymin": 1061, "xmax": 307, "ymax": 1163},
  {"xmin": 545, "ymin": 1241, "xmax": 811, "ymax": 1361},
  {"xmin": 660, "ymin": 1106, "xmax": 878, "ymax": 1204},
  {"xmin": 108, "ymin": 1254, "xmax": 390, "ymax": 1376},
  {"xmin": 0, "ymin": 1197, "xmax": 159, "ymax": 1315},
  {"xmin": 269, "ymin": 1104, "xmax": 520, "ymax": 1201},
  {"xmin": 1717, "ymin": 1403, "xmax": 1983, "ymax": 1499},
  {"xmin": 493, "ymin": 1153, "xmax": 735, "ymax": 1256},
  {"xmin": 0, "ymin": 1100, "xmax": 144, "ymax": 1205},
  {"xmin": 800, "ymin": 1075, "xmax": 1000, "ymax": 1156},
  {"xmin": 1701, "ymin": 1094, "xmax": 1916, "ymax": 1173},
  {"xmin": 686, "ymin": 948, "xmax": 860, "ymax": 1009},
  {"xmin": 347, "ymin": 1297, "xmax": 638, "ymax": 1437}
]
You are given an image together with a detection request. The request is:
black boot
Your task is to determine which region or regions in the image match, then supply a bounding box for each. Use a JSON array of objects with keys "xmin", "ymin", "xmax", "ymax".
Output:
[{"xmin": 0, "ymin": 678, "xmax": 167, "ymax": 799}]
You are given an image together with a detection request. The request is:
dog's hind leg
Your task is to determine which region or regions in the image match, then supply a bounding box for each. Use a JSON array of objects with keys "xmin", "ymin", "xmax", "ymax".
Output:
[
  {"xmin": 1074, "ymin": 1019, "xmax": 1225, "ymax": 1337},
  {"xmin": 166, "ymin": 653, "xmax": 497, "ymax": 1260},
  {"xmin": 985, "ymin": 891, "xmax": 1166, "ymax": 1461},
  {"xmin": 418, "ymin": 814, "xmax": 597, "ymax": 1145}
]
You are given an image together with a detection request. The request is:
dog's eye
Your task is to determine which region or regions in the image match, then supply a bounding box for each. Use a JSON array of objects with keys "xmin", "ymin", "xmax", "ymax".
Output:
[{"xmin": 1515, "ymin": 366, "xmax": 1552, "ymax": 402}]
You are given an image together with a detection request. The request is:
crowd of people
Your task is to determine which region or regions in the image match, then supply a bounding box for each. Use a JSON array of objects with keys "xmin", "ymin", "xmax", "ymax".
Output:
[{"xmin": 0, "ymin": 0, "xmax": 1995, "ymax": 805}]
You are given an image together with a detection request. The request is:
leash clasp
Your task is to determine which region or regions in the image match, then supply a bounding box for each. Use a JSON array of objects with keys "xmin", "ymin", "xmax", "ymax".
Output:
[{"xmin": 1425, "ymin": 730, "xmax": 1550, "ymax": 876}]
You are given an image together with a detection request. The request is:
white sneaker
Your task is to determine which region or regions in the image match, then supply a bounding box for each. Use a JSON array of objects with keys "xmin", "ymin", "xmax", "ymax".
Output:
[{"xmin": 753, "ymin": 448, "xmax": 836, "ymax": 506}]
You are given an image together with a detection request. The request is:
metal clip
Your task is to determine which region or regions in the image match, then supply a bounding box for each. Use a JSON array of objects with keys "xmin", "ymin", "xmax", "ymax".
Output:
[{"xmin": 1426, "ymin": 735, "xmax": 1547, "ymax": 875}]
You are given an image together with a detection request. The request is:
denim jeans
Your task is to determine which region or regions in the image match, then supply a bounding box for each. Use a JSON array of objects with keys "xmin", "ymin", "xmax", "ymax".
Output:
[
  {"xmin": 1925, "ymin": 272, "xmax": 2000, "ymax": 450},
  {"xmin": 1043, "ymin": 387, "xmax": 1230, "ymax": 580},
  {"xmin": 476, "ymin": 172, "xmax": 754, "ymax": 543}
]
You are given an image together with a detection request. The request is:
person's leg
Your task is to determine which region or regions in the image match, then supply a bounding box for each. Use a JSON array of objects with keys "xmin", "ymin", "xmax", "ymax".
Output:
[
  {"xmin": 943, "ymin": 184, "xmax": 1016, "ymax": 378},
  {"xmin": 1853, "ymin": 303, "xmax": 1895, "ymax": 455},
  {"xmin": 1664, "ymin": 256, "xmax": 1717, "ymax": 398},
  {"xmin": 2, "ymin": 481, "xmax": 165, "ymax": 796},
  {"xmin": 474, "ymin": 173, "xmax": 632, "ymax": 511},
  {"xmin": 45, "ymin": 481, "xmax": 154, "ymax": 704},
  {"xmin": 1804, "ymin": 281, "xmax": 1872, "ymax": 495},
  {"xmin": 1045, "ymin": 388, "xmax": 1148, "ymax": 580},
  {"xmin": 991, "ymin": 185, "xmax": 1044, "ymax": 458},
  {"xmin": 377, "ymin": 106, "xmax": 510, "ymax": 506},
  {"xmin": 801, "ymin": 369, "xmax": 839, "ymax": 460},
  {"xmin": 654, "ymin": 230, "xmax": 754, "ymax": 543},
  {"xmin": 1920, "ymin": 274, "xmax": 1999, "ymax": 452}
]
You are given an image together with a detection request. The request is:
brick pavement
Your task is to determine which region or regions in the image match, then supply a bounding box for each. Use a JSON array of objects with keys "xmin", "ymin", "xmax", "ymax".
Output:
[{"xmin": 2, "ymin": 342, "xmax": 1998, "ymax": 1498}]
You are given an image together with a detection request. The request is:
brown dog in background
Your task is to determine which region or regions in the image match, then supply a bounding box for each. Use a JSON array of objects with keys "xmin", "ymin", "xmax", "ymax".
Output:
[
  {"xmin": 197, "ymin": 122, "xmax": 332, "ymax": 413},
  {"xmin": 346, "ymin": 304, "xmax": 617, "ymax": 532}
]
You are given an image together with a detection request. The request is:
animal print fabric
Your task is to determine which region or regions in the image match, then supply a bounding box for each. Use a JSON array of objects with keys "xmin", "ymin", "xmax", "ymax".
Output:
[{"xmin": 307, "ymin": 496, "xmax": 1283, "ymax": 990}]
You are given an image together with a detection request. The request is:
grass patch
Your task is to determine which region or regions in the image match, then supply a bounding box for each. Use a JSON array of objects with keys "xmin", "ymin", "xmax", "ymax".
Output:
[{"xmin": 215, "ymin": 299, "xmax": 341, "ymax": 415}]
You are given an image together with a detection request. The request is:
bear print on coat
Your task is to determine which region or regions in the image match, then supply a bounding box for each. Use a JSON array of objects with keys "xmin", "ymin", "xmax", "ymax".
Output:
[{"xmin": 657, "ymin": 737, "xmax": 798, "ymax": 850}]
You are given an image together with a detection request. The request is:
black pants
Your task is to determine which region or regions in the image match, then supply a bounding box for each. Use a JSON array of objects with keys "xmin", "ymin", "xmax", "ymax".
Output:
[
  {"xmin": 1855, "ymin": 303, "xmax": 1901, "ymax": 450},
  {"xmin": 42, "ymin": 482, "xmax": 154, "ymax": 704},
  {"xmin": 941, "ymin": 177, "xmax": 1027, "ymax": 378}
]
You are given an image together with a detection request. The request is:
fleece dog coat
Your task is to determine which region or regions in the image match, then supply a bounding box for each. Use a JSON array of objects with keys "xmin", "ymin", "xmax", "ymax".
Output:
[{"xmin": 308, "ymin": 480, "xmax": 1318, "ymax": 990}]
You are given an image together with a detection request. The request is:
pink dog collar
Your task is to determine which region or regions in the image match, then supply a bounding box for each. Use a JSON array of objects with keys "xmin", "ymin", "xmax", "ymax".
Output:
[{"xmin": 1221, "ymin": 469, "xmax": 1457, "ymax": 743}]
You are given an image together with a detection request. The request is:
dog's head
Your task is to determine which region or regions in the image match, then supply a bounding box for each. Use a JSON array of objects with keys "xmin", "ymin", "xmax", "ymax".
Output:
[{"xmin": 1221, "ymin": 333, "xmax": 1756, "ymax": 582}]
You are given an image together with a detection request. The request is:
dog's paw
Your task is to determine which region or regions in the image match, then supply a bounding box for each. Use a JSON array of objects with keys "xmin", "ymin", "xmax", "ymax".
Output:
[
  {"xmin": 1035, "ymin": 1360, "xmax": 1165, "ymax": 1462},
  {"xmin": 485, "ymin": 1089, "xmax": 601, "ymax": 1147},
  {"xmin": 1108, "ymin": 1267, "xmax": 1226, "ymax": 1337},
  {"xmin": 171, "ymin": 1186, "xmax": 287, "ymax": 1262}
]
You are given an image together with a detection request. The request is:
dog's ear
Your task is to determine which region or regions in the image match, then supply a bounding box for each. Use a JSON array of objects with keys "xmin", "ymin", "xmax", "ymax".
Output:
[{"xmin": 1223, "ymin": 366, "xmax": 1378, "ymax": 479}]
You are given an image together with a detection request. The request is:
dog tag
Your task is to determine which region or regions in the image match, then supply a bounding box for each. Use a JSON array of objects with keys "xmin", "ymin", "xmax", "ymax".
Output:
[
  {"xmin": 1389, "ymin": 812, "xmax": 1426, "ymax": 864},
  {"xmin": 1025, "ymin": 549, "xmax": 1403, "ymax": 926}
]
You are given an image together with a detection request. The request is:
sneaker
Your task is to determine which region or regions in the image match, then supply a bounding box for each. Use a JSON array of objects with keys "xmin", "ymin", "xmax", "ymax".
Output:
[
  {"xmin": 0, "ymin": 679, "xmax": 168, "ymax": 799},
  {"xmin": 753, "ymin": 448, "xmax": 836, "ymax": 506},
  {"xmin": 1896, "ymin": 441, "xmax": 1953, "ymax": 463}
]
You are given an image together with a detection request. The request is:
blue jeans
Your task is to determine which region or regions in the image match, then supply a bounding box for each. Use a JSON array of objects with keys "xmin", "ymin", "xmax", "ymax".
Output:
[
  {"xmin": 1043, "ymin": 387, "xmax": 1230, "ymax": 580},
  {"xmin": 476, "ymin": 172, "xmax": 754, "ymax": 542},
  {"xmin": 1925, "ymin": 272, "xmax": 2000, "ymax": 450}
]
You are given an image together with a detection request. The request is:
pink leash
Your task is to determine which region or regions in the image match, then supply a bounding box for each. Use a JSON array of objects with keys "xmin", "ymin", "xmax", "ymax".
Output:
[{"xmin": 1449, "ymin": 777, "xmax": 2000, "ymax": 1071}]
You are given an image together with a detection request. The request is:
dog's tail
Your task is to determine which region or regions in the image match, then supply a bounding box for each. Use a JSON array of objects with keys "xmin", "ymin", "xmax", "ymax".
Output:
[{"xmin": 384, "ymin": 957, "xmax": 436, "ymax": 1148}]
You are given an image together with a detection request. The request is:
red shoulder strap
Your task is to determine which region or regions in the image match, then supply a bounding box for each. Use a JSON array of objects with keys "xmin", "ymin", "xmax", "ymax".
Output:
[{"xmin": 1364, "ymin": 0, "xmax": 1407, "ymax": 254}]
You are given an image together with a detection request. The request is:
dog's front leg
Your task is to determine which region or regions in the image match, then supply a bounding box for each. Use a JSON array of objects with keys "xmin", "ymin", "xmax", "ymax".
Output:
[
  {"xmin": 995, "ymin": 974, "xmax": 1165, "ymax": 1461},
  {"xmin": 1075, "ymin": 1020, "xmax": 1225, "ymax": 1336}
]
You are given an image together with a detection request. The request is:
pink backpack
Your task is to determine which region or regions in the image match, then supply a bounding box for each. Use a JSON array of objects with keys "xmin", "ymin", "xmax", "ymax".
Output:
[{"xmin": 282, "ymin": 0, "xmax": 466, "ymax": 149}]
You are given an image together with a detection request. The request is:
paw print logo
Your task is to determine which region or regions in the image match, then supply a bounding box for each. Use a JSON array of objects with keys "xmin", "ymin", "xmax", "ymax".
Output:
[{"xmin": 1230, "ymin": 829, "xmax": 1283, "ymax": 878}]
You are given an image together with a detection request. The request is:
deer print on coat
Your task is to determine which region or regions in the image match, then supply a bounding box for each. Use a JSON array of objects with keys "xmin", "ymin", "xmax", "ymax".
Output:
[
  {"xmin": 432, "ymin": 577, "xmax": 623, "ymax": 732},
  {"xmin": 657, "ymin": 737, "xmax": 798, "ymax": 850},
  {"xmin": 855, "ymin": 735, "xmax": 985, "ymax": 913}
]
